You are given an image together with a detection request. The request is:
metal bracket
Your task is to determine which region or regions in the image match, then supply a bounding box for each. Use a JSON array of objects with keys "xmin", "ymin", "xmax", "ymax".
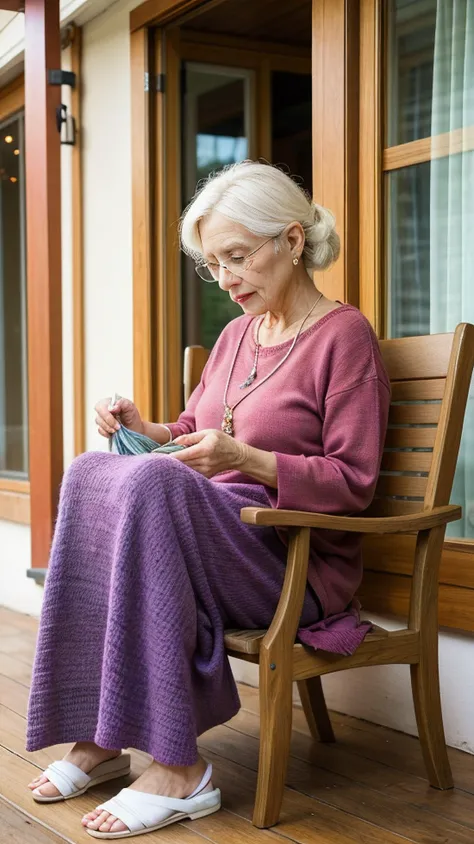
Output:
[
  {"xmin": 144, "ymin": 73, "xmax": 166, "ymax": 93},
  {"xmin": 48, "ymin": 69, "xmax": 76, "ymax": 89}
]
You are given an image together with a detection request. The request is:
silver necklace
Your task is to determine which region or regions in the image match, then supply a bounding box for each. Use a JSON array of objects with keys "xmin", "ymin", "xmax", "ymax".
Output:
[{"xmin": 222, "ymin": 292, "xmax": 324, "ymax": 436}]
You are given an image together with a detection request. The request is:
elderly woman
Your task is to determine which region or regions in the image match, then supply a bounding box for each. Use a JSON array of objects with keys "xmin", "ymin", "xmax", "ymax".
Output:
[{"xmin": 26, "ymin": 162, "xmax": 391, "ymax": 838}]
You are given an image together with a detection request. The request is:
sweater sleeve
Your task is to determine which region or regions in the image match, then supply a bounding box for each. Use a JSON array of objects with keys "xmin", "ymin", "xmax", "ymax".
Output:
[{"xmin": 270, "ymin": 376, "xmax": 391, "ymax": 514}]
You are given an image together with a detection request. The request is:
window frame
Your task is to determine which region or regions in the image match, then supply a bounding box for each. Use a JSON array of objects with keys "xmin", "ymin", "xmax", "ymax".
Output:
[
  {"xmin": 360, "ymin": 0, "xmax": 474, "ymax": 555},
  {"xmin": 0, "ymin": 77, "xmax": 30, "ymax": 525}
]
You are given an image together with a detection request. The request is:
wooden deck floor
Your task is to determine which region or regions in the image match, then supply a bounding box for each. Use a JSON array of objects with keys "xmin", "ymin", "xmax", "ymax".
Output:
[{"xmin": 2, "ymin": 605, "xmax": 474, "ymax": 844}]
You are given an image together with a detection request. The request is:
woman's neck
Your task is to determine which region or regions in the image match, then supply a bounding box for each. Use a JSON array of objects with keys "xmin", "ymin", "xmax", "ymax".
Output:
[{"xmin": 258, "ymin": 285, "xmax": 324, "ymax": 345}]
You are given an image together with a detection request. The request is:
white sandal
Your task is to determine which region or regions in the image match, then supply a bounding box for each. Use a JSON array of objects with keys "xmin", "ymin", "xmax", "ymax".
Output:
[
  {"xmin": 32, "ymin": 753, "xmax": 131, "ymax": 803},
  {"xmin": 85, "ymin": 762, "xmax": 221, "ymax": 839}
]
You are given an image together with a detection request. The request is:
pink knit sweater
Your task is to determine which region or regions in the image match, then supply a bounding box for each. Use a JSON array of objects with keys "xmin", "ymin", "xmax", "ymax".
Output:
[{"xmin": 167, "ymin": 304, "xmax": 391, "ymax": 617}]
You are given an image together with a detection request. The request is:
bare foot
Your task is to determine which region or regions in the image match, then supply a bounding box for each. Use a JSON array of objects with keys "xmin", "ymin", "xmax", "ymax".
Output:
[
  {"xmin": 27, "ymin": 741, "xmax": 121, "ymax": 799},
  {"xmin": 82, "ymin": 756, "xmax": 208, "ymax": 834}
]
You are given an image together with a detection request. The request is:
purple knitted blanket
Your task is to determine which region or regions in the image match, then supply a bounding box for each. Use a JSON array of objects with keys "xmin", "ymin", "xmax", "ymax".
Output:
[{"xmin": 26, "ymin": 452, "xmax": 370, "ymax": 764}]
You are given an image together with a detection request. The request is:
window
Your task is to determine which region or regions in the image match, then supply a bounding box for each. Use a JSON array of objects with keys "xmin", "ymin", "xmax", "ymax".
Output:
[
  {"xmin": 0, "ymin": 112, "xmax": 28, "ymax": 479},
  {"xmin": 385, "ymin": 0, "xmax": 474, "ymax": 537}
]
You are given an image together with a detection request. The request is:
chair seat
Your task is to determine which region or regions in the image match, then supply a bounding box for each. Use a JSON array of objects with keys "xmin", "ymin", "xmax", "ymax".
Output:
[
  {"xmin": 224, "ymin": 623, "xmax": 391, "ymax": 656},
  {"xmin": 224, "ymin": 628, "xmax": 266, "ymax": 654}
]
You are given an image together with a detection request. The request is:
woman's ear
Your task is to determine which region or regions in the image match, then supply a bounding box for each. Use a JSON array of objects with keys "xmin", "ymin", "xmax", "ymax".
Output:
[{"xmin": 285, "ymin": 221, "xmax": 306, "ymax": 257}]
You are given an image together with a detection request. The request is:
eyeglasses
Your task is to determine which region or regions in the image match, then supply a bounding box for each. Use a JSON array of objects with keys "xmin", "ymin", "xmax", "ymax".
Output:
[{"xmin": 195, "ymin": 235, "xmax": 277, "ymax": 283}]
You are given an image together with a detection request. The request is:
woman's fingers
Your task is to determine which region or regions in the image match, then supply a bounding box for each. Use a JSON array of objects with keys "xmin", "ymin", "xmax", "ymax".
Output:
[
  {"xmin": 94, "ymin": 399, "xmax": 121, "ymax": 433},
  {"xmin": 173, "ymin": 431, "xmax": 208, "ymax": 446},
  {"xmin": 95, "ymin": 415, "xmax": 116, "ymax": 437}
]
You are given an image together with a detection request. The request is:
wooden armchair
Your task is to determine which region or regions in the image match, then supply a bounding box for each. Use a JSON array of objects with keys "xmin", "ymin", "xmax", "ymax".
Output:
[{"xmin": 183, "ymin": 323, "xmax": 474, "ymax": 829}]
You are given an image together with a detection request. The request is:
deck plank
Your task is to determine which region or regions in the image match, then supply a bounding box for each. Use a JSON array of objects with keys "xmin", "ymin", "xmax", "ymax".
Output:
[{"xmin": 0, "ymin": 796, "xmax": 67, "ymax": 843}]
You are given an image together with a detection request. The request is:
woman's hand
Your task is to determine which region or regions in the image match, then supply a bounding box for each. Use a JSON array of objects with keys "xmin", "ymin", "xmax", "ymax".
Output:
[
  {"xmin": 94, "ymin": 396, "xmax": 144, "ymax": 439},
  {"xmin": 170, "ymin": 429, "xmax": 248, "ymax": 478}
]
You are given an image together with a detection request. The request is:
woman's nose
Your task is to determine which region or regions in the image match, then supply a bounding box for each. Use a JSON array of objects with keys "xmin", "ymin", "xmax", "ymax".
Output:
[{"xmin": 217, "ymin": 266, "xmax": 236, "ymax": 290}]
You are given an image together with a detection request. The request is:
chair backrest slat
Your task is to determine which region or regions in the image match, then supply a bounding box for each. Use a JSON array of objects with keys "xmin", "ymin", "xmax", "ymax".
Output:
[
  {"xmin": 388, "ymin": 404, "xmax": 441, "ymax": 425},
  {"xmin": 383, "ymin": 427, "xmax": 438, "ymax": 449},
  {"xmin": 184, "ymin": 345, "xmax": 210, "ymax": 404},
  {"xmin": 391, "ymin": 379, "xmax": 446, "ymax": 401},
  {"xmin": 380, "ymin": 334, "xmax": 453, "ymax": 380},
  {"xmin": 381, "ymin": 451, "xmax": 432, "ymax": 472}
]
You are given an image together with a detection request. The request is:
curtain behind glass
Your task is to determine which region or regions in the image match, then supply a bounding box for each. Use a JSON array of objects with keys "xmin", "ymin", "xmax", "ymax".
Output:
[{"xmin": 430, "ymin": 0, "xmax": 474, "ymax": 536}]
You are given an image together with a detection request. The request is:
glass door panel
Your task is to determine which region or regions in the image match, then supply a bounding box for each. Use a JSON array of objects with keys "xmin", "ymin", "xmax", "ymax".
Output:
[{"xmin": 181, "ymin": 62, "xmax": 255, "ymax": 350}]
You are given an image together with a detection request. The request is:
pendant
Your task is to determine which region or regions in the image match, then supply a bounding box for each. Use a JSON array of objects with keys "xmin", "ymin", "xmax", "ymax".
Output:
[
  {"xmin": 239, "ymin": 366, "xmax": 257, "ymax": 389},
  {"xmin": 222, "ymin": 405, "xmax": 234, "ymax": 436}
]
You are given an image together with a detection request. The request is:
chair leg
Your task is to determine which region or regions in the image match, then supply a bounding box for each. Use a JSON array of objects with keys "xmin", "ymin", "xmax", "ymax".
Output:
[
  {"xmin": 409, "ymin": 527, "xmax": 453, "ymax": 790},
  {"xmin": 410, "ymin": 654, "xmax": 453, "ymax": 789},
  {"xmin": 253, "ymin": 653, "xmax": 293, "ymax": 828},
  {"xmin": 297, "ymin": 677, "xmax": 335, "ymax": 743}
]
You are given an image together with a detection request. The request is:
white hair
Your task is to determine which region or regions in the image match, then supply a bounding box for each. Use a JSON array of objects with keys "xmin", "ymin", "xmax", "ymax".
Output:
[{"xmin": 179, "ymin": 160, "xmax": 340, "ymax": 274}]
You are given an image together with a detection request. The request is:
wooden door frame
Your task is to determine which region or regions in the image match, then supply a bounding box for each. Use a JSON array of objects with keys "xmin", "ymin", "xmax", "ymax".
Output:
[{"xmin": 131, "ymin": 4, "xmax": 312, "ymax": 422}]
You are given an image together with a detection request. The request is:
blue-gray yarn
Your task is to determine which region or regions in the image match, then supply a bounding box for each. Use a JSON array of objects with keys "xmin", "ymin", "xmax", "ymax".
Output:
[
  {"xmin": 107, "ymin": 393, "xmax": 186, "ymax": 455},
  {"xmin": 110, "ymin": 424, "xmax": 160, "ymax": 455}
]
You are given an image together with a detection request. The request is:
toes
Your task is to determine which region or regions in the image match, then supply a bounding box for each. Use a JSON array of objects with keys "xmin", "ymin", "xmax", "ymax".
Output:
[
  {"xmin": 82, "ymin": 809, "xmax": 102, "ymax": 825},
  {"xmin": 34, "ymin": 779, "xmax": 60, "ymax": 798},
  {"xmin": 83, "ymin": 808, "xmax": 129, "ymax": 834},
  {"xmin": 99, "ymin": 815, "xmax": 118, "ymax": 832},
  {"xmin": 87, "ymin": 810, "xmax": 110, "ymax": 830},
  {"xmin": 28, "ymin": 774, "xmax": 47, "ymax": 788},
  {"xmin": 110, "ymin": 818, "xmax": 128, "ymax": 832}
]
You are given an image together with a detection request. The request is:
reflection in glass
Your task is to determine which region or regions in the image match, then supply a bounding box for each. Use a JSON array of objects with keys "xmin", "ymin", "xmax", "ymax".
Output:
[
  {"xmin": 386, "ymin": 0, "xmax": 437, "ymax": 146},
  {"xmin": 182, "ymin": 64, "xmax": 252, "ymax": 351},
  {"xmin": 0, "ymin": 114, "xmax": 28, "ymax": 478},
  {"xmin": 386, "ymin": 162, "xmax": 431, "ymax": 338}
]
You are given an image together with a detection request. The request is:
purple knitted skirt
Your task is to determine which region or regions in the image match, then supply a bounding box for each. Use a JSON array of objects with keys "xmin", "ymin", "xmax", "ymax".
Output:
[{"xmin": 25, "ymin": 451, "xmax": 322, "ymax": 765}]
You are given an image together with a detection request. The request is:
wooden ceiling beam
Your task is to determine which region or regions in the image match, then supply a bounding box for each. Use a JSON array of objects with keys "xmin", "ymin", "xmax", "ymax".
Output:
[
  {"xmin": 130, "ymin": 0, "xmax": 225, "ymax": 32},
  {"xmin": 0, "ymin": 1, "xmax": 24, "ymax": 11}
]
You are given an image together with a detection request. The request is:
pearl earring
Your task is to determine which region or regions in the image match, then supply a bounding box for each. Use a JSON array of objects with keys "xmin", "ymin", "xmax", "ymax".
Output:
[{"xmin": 293, "ymin": 256, "xmax": 299, "ymax": 266}]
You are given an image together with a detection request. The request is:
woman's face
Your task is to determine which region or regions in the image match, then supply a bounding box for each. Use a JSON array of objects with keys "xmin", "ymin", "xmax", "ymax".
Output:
[{"xmin": 197, "ymin": 211, "xmax": 305, "ymax": 315}]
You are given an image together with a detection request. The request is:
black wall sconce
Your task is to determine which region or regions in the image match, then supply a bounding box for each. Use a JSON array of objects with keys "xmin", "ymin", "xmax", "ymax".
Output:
[
  {"xmin": 56, "ymin": 104, "xmax": 76, "ymax": 146},
  {"xmin": 48, "ymin": 69, "xmax": 77, "ymax": 146}
]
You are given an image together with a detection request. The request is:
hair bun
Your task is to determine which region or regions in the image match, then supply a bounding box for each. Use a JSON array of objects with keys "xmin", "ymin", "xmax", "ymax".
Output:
[{"xmin": 304, "ymin": 202, "xmax": 340, "ymax": 271}]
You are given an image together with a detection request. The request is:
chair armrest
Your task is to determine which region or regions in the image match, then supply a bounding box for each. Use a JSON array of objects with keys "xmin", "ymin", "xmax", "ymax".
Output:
[{"xmin": 240, "ymin": 504, "xmax": 462, "ymax": 533}]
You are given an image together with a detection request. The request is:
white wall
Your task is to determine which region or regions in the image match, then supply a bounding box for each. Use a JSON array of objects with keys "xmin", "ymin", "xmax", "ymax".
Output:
[
  {"xmin": 82, "ymin": 0, "xmax": 138, "ymax": 451},
  {"xmin": 0, "ymin": 522, "xmax": 42, "ymax": 615}
]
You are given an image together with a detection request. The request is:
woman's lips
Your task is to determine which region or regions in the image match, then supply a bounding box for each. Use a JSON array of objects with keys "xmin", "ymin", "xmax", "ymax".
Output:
[{"xmin": 234, "ymin": 293, "xmax": 254, "ymax": 304}]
